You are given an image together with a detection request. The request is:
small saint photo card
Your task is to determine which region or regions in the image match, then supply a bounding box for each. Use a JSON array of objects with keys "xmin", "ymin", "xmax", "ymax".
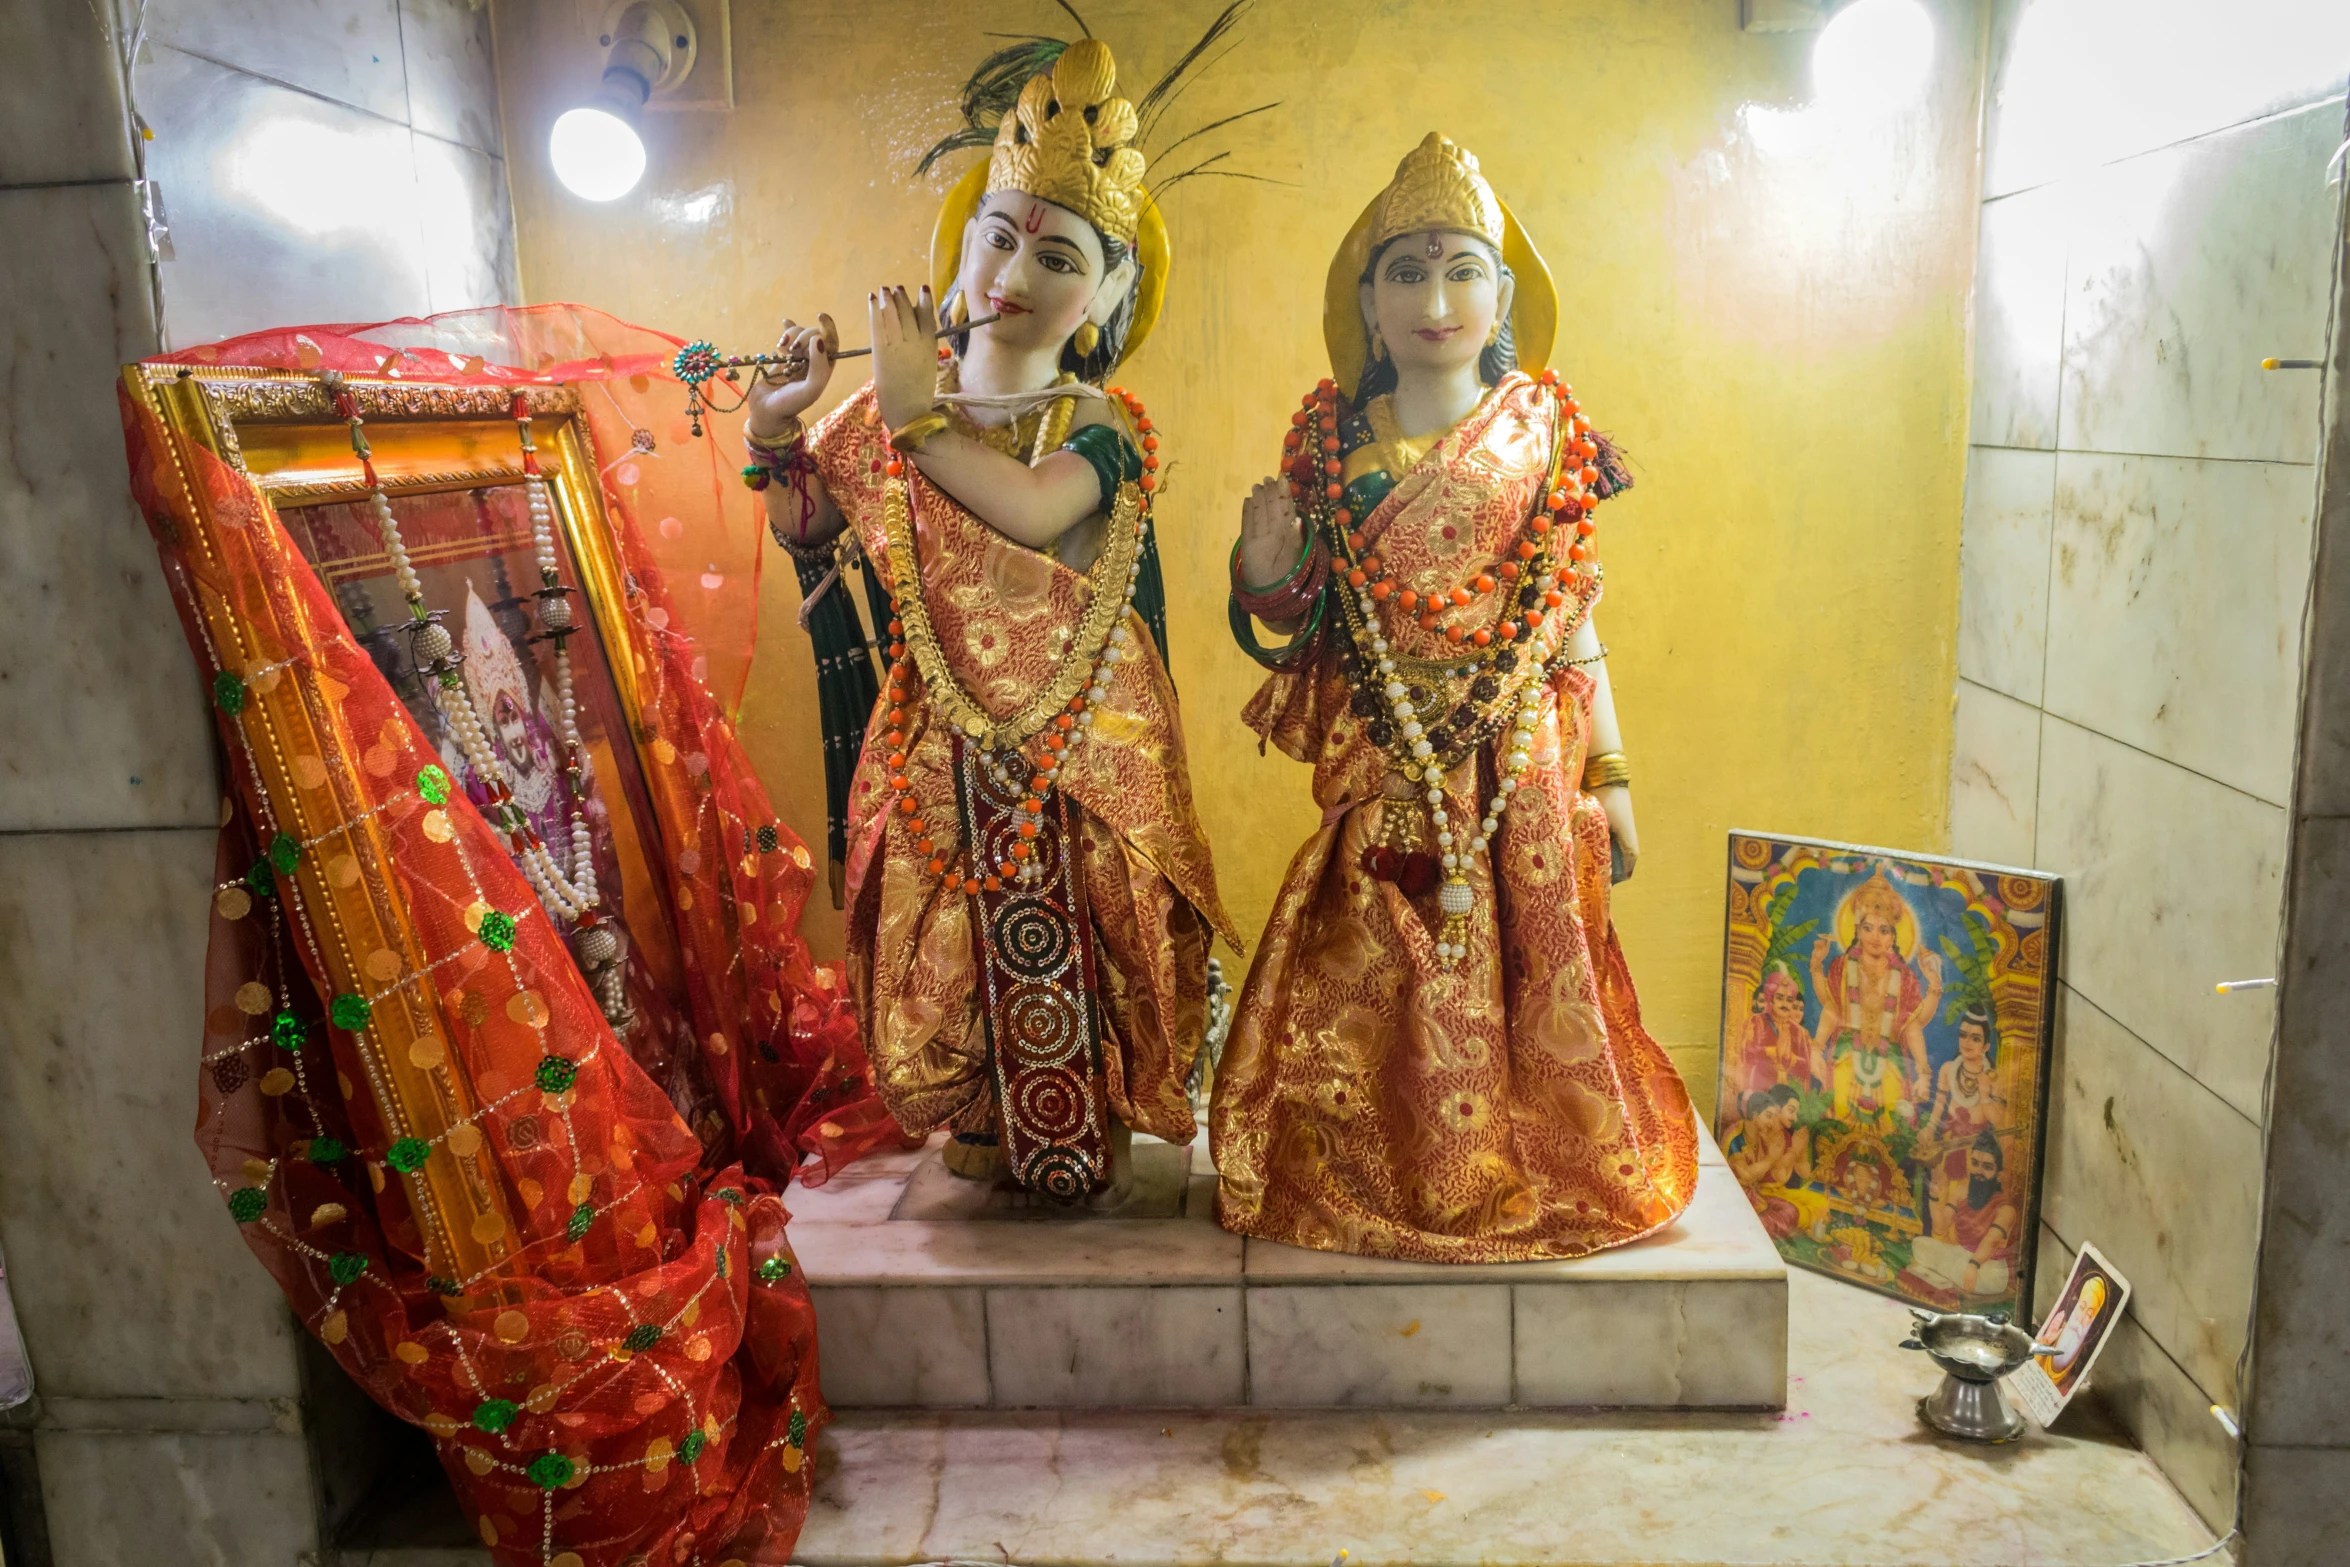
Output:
[{"xmin": 2009, "ymin": 1242, "xmax": 2132, "ymax": 1426}]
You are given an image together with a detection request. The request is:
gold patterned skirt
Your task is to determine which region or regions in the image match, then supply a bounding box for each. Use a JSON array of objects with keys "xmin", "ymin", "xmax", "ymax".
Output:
[{"xmin": 1211, "ymin": 682, "xmax": 1698, "ymax": 1262}]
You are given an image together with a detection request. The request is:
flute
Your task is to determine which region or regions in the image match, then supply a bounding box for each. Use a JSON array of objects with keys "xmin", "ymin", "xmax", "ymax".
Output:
[{"xmin": 826, "ymin": 313, "xmax": 1001, "ymax": 361}]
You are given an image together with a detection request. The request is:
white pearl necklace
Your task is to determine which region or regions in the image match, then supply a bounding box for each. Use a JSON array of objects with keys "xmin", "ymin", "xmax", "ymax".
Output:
[
  {"xmin": 330, "ymin": 376, "xmax": 598, "ymax": 923},
  {"xmin": 1349, "ymin": 573, "xmax": 1558, "ymax": 967}
]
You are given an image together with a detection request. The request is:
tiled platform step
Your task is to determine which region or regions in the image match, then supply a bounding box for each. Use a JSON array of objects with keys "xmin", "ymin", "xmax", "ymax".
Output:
[{"xmin": 789, "ymin": 1123, "xmax": 1789, "ymax": 1412}]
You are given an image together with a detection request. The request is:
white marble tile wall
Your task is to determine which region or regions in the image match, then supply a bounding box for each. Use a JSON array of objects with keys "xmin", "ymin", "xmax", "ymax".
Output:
[
  {"xmin": 36, "ymin": 1428, "xmax": 319, "ymax": 1564},
  {"xmin": 0, "ymin": 0, "xmax": 520, "ymax": 1559},
  {"xmin": 0, "ymin": 829, "xmax": 309, "ymax": 1401},
  {"xmin": 2244, "ymin": 1445, "xmax": 2350, "ymax": 1566},
  {"xmin": 0, "ymin": 1, "xmax": 136, "ymax": 185},
  {"xmin": 1957, "ymin": 445, "xmax": 2056, "ymax": 701},
  {"xmin": 0, "ymin": 184, "xmax": 212, "ymax": 835},
  {"xmin": 1981, "ymin": 0, "xmax": 2350, "ymax": 201},
  {"xmin": 1955, "ymin": 7, "xmax": 2346, "ymax": 1532},
  {"xmin": 2057, "ymin": 103, "xmax": 2343, "ymax": 465},
  {"xmin": 2040, "ymin": 988, "xmax": 2261, "ymax": 1407},
  {"xmin": 2044, "ymin": 451, "xmax": 2318, "ymax": 806},
  {"xmin": 1948, "ymin": 679, "xmax": 2039, "ymax": 866},
  {"xmin": 2033, "ymin": 717, "xmax": 2287, "ymax": 1120},
  {"xmin": 1968, "ymin": 187, "xmax": 2068, "ymax": 451}
]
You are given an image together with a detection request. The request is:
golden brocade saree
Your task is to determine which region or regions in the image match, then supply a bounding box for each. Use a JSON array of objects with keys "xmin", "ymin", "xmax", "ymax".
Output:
[
  {"xmin": 1212, "ymin": 374, "xmax": 1699, "ymax": 1262},
  {"xmin": 810, "ymin": 384, "xmax": 1235, "ymax": 1150}
]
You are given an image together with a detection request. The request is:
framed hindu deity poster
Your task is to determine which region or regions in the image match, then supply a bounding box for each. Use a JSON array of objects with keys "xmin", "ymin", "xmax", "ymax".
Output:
[{"xmin": 1714, "ymin": 833, "xmax": 2060, "ymax": 1317}]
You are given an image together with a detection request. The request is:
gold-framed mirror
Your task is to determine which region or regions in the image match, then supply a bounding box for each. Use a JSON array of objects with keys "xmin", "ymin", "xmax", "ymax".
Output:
[{"xmin": 124, "ymin": 366, "xmax": 720, "ymax": 1292}]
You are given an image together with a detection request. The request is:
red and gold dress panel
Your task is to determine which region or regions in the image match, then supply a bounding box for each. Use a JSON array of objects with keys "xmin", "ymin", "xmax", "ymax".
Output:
[
  {"xmin": 1211, "ymin": 374, "xmax": 1698, "ymax": 1262},
  {"xmin": 811, "ymin": 385, "xmax": 1234, "ymax": 1143}
]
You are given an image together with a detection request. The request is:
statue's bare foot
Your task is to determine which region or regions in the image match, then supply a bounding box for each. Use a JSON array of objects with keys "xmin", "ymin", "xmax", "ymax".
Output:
[
  {"xmin": 1084, "ymin": 1120, "xmax": 1136, "ymax": 1211},
  {"xmin": 941, "ymin": 1134, "xmax": 1003, "ymax": 1182}
]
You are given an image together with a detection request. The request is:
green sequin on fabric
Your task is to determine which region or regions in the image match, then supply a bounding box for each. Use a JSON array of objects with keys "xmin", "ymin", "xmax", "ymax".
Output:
[
  {"xmin": 473, "ymin": 1398, "xmax": 518, "ymax": 1434},
  {"xmin": 386, "ymin": 1137, "xmax": 430, "ymax": 1174},
  {"xmin": 330, "ymin": 993, "xmax": 371, "ymax": 1030},
  {"xmin": 307, "ymin": 1136, "xmax": 347, "ymax": 1163},
  {"xmin": 477, "ymin": 910, "xmax": 516, "ymax": 952},
  {"xmin": 756, "ymin": 1256, "xmax": 792, "ymax": 1284},
  {"xmin": 534, "ymin": 1055, "xmax": 578, "ymax": 1094},
  {"xmin": 622, "ymin": 1323, "xmax": 661, "ymax": 1353},
  {"xmin": 212, "ymin": 671, "xmax": 247, "ymax": 714},
  {"xmin": 527, "ymin": 1453, "xmax": 573, "ymax": 1489},
  {"xmin": 267, "ymin": 832, "xmax": 301, "ymax": 873},
  {"xmin": 566, "ymin": 1204, "xmax": 594, "ymax": 1242},
  {"xmin": 271, "ymin": 1011, "xmax": 307, "ymax": 1051},
  {"xmin": 417, "ymin": 765, "xmax": 451, "ymax": 805},
  {"xmin": 227, "ymin": 1187, "xmax": 267, "ymax": 1223},
  {"xmin": 677, "ymin": 1431, "xmax": 706, "ymax": 1464},
  {"xmin": 327, "ymin": 1251, "xmax": 367, "ymax": 1285}
]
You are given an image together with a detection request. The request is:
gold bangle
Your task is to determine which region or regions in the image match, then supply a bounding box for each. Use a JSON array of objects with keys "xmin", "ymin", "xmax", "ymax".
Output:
[
  {"xmin": 745, "ymin": 414, "xmax": 805, "ymax": 454},
  {"xmin": 1583, "ymin": 750, "xmax": 1631, "ymax": 791},
  {"xmin": 889, "ymin": 410, "xmax": 951, "ymax": 454}
]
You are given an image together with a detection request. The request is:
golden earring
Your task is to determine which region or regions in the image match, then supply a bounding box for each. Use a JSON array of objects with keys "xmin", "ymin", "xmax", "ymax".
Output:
[
  {"xmin": 1485, "ymin": 321, "xmax": 1501, "ymax": 346},
  {"xmin": 1370, "ymin": 326, "xmax": 1387, "ymax": 361},
  {"xmin": 948, "ymin": 293, "xmax": 969, "ymax": 328},
  {"xmin": 1074, "ymin": 321, "xmax": 1101, "ymax": 357}
]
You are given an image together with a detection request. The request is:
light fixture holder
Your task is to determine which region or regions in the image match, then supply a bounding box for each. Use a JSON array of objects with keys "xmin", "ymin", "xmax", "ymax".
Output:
[
  {"xmin": 587, "ymin": 0, "xmax": 732, "ymax": 113},
  {"xmin": 1742, "ymin": 0, "xmax": 1833, "ymax": 32}
]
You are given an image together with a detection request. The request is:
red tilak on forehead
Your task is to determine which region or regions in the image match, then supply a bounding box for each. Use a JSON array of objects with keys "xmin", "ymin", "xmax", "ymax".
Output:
[{"xmin": 1024, "ymin": 202, "xmax": 1046, "ymax": 234}]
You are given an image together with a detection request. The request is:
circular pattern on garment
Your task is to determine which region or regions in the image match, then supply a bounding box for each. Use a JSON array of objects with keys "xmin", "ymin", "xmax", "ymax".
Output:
[
  {"xmin": 1011, "ymin": 1064, "xmax": 1091, "ymax": 1142},
  {"xmin": 1024, "ymin": 1146, "xmax": 1100, "ymax": 1204},
  {"xmin": 992, "ymin": 899, "xmax": 1071, "ymax": 981},
  {"xmin": 1002, "ymin": 982, "xmax": 1083, "ymax": 1068}
]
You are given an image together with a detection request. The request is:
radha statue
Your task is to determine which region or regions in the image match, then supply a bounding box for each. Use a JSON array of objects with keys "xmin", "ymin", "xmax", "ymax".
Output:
[
  {"xmin": 742, "ymin": 36, "xmax": 1234, "ymax": 1202},
  {"xmin": 1213, "ymin": 134, "xmax": 1698, "ymax": 1261}
]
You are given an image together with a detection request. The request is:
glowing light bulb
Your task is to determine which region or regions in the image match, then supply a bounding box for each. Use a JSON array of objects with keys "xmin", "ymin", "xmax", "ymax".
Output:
[
  {"xmin": 1814, "ymin": 0, "xmax": 1935, "ymax": 116},
  {"xmin": 549, "ymin": 107, "xmax": 646, "ymax": 202}
]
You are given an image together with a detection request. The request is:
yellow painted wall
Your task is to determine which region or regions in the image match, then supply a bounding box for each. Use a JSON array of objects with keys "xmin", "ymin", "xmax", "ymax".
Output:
[{"xmin": 491, "ymin": 0, "xmax": 1983, "ymax": 1110}]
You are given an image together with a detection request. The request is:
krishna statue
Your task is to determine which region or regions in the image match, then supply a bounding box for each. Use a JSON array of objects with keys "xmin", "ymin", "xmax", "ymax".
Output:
[
  {"xmin": 742, "ymin": 31, "xmax": 1235, "ymax": 1203},
  {"xmin": 1214, "ymin": 134, "xmax": 1699, "ymax": 1261}
]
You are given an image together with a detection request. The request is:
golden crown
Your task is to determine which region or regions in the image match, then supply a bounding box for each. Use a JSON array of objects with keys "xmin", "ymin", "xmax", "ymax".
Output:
[
  {"xmin": 1370, "ymin": 132, "xmax": 1505, "ymax": 250},
  {"xmin": 985, "ymin": 39, "xmax": 1147, "ymax": 249}
]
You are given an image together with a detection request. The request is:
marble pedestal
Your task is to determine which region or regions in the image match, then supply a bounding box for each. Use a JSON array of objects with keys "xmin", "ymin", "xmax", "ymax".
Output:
[{"xmin": 788, "ymin": 1123, "xmax": 1786, "ymax": 1412}]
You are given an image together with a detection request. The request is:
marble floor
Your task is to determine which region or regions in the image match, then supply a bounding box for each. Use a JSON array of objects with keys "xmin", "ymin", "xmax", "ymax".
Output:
[
  {"xmin": 786, "ymin": 1269, "xmax": 2224, "ymax": 1567},
  {"xmin": 339, "ymin": 1268, "xmax": 2222, "ymax": 1567}
]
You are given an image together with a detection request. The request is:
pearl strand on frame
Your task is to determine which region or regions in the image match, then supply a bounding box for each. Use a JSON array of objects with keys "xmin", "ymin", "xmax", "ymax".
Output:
[{"xmin": 324, "ymin": 375, "xmax": 598, "ymax": 922}]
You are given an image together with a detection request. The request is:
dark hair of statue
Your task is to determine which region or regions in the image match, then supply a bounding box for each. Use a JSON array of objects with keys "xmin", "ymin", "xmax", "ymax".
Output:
[
  {"xmin": 1352, "ymin": 234, "xmax": 1517, "ymax": 403},
  {"xmin": 944, "ymin": 225, "xmax": 1139, "ymax": 386}
]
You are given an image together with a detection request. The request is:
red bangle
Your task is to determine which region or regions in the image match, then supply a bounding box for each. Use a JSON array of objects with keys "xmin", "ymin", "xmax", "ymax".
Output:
[{"xmin": 1231, "ymin": 534, "xmax": 1328, "ymax": 623}]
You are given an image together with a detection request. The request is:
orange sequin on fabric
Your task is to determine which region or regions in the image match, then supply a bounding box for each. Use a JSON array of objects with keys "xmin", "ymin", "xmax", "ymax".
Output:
[
  {"xmin": 810, "ymin": 385, "xmax": 1235, "ymax": 1144},
  {"xmin": 1212, "ymin": 374, "xmax": 1698, "ymax": 1262}
]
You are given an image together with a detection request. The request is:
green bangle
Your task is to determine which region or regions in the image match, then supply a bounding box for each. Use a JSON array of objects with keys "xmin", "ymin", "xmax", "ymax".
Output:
[
  {"xmin": 1227, "ymin": 584, "xmax": 1326, "ymax": 670},
  {"xmin": 1232, "ymin": 532, "xmax": 1315, "ymax": 596}
]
